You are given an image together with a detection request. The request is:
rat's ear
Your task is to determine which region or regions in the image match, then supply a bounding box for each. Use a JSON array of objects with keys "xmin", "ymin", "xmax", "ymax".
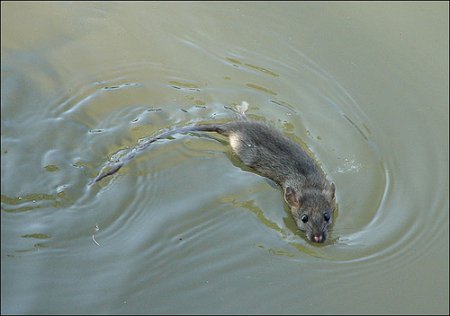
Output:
[
  {"xmin": 284, "ymin": 186, "xmax": 301, "ymax": 208},
  {"xmin": 323, "ymin": 182, "xmax": 335, "ymax": 201}
]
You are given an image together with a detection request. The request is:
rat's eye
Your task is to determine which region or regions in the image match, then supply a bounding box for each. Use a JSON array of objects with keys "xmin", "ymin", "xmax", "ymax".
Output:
[
  {"xmin": 323, "ymin": 212, "xmax": 331, "ymax": 222},
  {"xmin": 301, "ymin": 214, "xmax": 309, "ymax": 223}
]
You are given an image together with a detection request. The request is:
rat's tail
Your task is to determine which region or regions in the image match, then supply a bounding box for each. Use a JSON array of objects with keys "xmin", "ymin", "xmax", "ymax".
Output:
[{"xmin": 91, "ymin": 123, "xmax": 228, "ymax": 184}]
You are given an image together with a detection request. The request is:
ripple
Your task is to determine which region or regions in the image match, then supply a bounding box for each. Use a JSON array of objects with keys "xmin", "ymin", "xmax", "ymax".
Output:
[
  {"xmin": 213, "ymin": 46, "xmax": 447, "ymax": 280},
  {"xmin": 193, "ymin": 45, "xmax": 399, "ymax": 268},
  {"xmin": 75, "ymin": 59, "xmax": 385, "ymax": 265},
  {"xmin": 1, "ymin": 191, "xmax": 72, "ymax": 213},
  {"xmin": 37, "ymin": 46, "xmax": 434, "ymax": 277}
]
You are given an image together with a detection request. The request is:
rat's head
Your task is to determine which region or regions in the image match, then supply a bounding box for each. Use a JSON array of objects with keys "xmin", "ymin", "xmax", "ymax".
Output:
[{"xmin": 284, "ymin": 183, "xmax": 335, "ymax": 243}]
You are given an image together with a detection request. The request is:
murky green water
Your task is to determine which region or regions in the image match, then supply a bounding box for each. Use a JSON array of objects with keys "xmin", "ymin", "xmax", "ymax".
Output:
[{"xmin": 1, "ymin": 2, "xmax": 448, "ymax": 314}]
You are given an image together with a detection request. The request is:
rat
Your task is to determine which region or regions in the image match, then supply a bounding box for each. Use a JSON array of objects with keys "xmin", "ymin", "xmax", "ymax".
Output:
[{"xmin": 92, "ymin": 102, "xmax": 336, "ymax": 243}]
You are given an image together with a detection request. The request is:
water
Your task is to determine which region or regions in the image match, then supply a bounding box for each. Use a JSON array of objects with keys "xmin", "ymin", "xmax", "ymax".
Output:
[{"xmin": 1, "ymin": 2, "xmax": 448, "ymax": 314}]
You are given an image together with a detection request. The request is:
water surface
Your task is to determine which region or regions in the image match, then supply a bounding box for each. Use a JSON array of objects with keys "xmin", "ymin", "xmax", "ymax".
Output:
[{"xmin": 1, "ymin": 2, "xmax": 448, "ymax": 314}]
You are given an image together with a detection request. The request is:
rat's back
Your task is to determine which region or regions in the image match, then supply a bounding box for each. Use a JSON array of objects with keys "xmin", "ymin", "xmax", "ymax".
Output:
[{"xmin": 221, "ymin": 121, "xmax": 320, "ymax": 186}]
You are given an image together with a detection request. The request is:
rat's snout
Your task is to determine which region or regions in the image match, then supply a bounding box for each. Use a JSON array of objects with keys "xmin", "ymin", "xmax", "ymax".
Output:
[
  {"xmin": 310, "ymin": 231, "xmax": 327, "ymax": 243},
  {"xmin": 313, "ymin": 234, "xmax": 324, "ymax": 243}
]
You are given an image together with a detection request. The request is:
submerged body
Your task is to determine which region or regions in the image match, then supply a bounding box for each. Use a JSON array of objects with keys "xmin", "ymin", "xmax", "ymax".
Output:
[{"xmin": 93, "ymin": 111, "xmax": 336, "ymax": 243}]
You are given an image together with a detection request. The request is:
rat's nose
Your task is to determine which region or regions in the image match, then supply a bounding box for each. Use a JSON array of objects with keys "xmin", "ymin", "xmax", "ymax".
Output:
[{"xmin": 313, "ymin": 234, "xmax": 323, "ymax": 243}]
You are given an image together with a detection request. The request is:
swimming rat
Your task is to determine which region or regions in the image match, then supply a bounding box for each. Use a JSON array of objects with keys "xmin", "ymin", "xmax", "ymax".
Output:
[{"xmin": 93, "ymin": 103, "xmax": 336, "ymax": 243}]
